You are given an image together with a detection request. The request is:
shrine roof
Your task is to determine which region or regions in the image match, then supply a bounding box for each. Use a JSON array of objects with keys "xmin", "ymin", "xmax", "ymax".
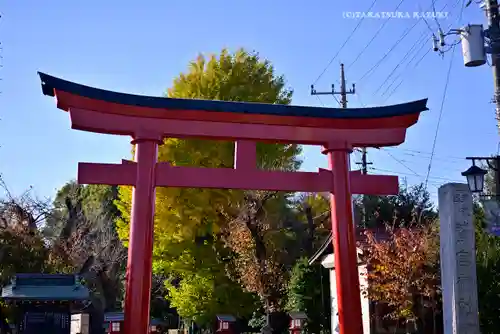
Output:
[
  {"xmin": 103, "ymin": 312, "xmax": 163, "ymax": 325},
  {"xmin": 0, "ymin": 274, "xmax": 89, "ymax": 301},
  {"xmin": 308, "ymin": 228, "xmax": 393, "ymax": 265},
  {"xmin": 38, "ymin": 72, "xmax": 428, "ymax": 121},
  {"xmin": 216, "ymin": 314, "xmax": 237, "ymax": 322},
  {"xmin": 289, "ymin": 312, "xmax": 307, "ymax": 320}
]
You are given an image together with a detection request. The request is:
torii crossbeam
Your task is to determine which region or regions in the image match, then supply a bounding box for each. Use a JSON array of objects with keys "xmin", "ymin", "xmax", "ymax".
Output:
[{"xmin": 38, "ymin": 72, "xmax": 428, "ymax": 334}]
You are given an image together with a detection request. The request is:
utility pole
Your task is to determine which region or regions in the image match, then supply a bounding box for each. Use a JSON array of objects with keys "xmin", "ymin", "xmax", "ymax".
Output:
[
  {"xmin": 485, "ymin": 0, "xmax": 500, "ymax": 123},
  {"xmin": 311, "ymin": 64, "xmax": 371, "ymax": 226},
  {"xmin": 310, "ymin": 63, "xmax": 355, "ymax": 109},
  {"xmin": 357, "ymin": 148, "xmax": 372, "ymax": 175},
  {"xmin": 433, "ymin": 0, "xmax": 500, "ymax": 129},
  {"xmin": 338, "ymin": 63, "xmax": 349, "ymax": 108},
  {"xmin": 311, "ymin": 64, "xmax": 371, "ymax": 173}
]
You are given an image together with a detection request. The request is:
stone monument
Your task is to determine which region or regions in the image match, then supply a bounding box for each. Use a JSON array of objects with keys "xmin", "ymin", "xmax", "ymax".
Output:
[{"xmin": 438, "ymin": 183, "xmax": 479, "ymax": 334}]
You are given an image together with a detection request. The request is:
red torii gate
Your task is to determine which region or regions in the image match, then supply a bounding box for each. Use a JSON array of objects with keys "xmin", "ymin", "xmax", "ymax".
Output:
[{"xmin": 38, "ymin": 72, "xmax": 427, "ymax": 334}]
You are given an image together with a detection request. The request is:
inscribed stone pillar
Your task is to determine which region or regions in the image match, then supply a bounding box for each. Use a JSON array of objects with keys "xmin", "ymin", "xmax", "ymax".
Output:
[{"xmin": 438, "ymin": 183, "xmax": 479, "ymax": 334}]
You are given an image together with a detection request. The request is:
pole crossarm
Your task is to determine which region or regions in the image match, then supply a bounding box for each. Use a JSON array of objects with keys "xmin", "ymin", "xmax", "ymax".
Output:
[{"xmin": 78, "ymin": 161, "xmax": 399, "ymax": 195}]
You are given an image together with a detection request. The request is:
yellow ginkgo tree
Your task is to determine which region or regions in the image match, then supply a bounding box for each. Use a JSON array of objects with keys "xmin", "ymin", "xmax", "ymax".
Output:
[{"xmin": 115, "ymin": 49, "xmax": 302, "ymax": 324}]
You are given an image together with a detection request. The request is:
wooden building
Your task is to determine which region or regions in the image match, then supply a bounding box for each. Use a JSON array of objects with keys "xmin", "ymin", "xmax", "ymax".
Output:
[
  {"xmin": 0, "ymin": 273, "xmax": 89, "ymax": 334},
  {"xmin": 289, "ymin": 312, "xmax": 307, "ymax": 334},
  {"xmin": 215, "ymin": 314, "xmax": 236, "ymax": 334},
  {"xmin": 103, "ymin": 312, "xmax": 163, "ymax": 333}
]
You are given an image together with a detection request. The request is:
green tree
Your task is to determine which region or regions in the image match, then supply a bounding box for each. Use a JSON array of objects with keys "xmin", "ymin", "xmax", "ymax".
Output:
[
  {"xmin": 0, "ymin": 186, "xmax": 58, "ymax": 331},
  {"xmin": 44, "ymin": 182, "xmax": 120, "ymax": 241},
  {"xmin": 474, "ymin": 203, "xmax": 500, "ymax": 333},
  {"xmin": 0, "ymin": 189, "xmax": 52, "ymax": 286},
  {"xmin": 285, "ymin": 257, "xmax": 330, "ymax": 334},
  {"xmin": 0, "ymin": 225, "xmax": 48, "ymax": 285},
  {"xmin": 45, "ymin": 182, "xmax": 127, "ymax": 334},
  {"xmin": 223, "ymin": 192, "xmax": 294, "ymax": 316},
  {"xmin": 292, "ymin": 193, "xmax": 331, "ymax": 257},
  {"xmin": 0, "ymin": 179, "xmax": 128, "ymax": 334},
  {"xmin": 356, "ymin": 183, "xmax": 436, "ymax": 228},
  {"xmin": 473, "ymin": 159, "xmax": 500, "ymax": 333},
  {"xmin": 115, "ymin": 48, "xmax": 301, "ymax": 324}
]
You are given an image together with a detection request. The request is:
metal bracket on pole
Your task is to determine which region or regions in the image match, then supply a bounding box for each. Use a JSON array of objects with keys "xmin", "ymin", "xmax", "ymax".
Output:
[{"xmin": 310, "ymin": 63, "xmax": 355, "ymax": 109}]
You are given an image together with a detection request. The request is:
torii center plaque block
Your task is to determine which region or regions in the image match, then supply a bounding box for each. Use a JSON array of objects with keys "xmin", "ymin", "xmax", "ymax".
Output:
[{"xmin": 38, "ymin": 72, "xmax": 428, "ymax": 334}]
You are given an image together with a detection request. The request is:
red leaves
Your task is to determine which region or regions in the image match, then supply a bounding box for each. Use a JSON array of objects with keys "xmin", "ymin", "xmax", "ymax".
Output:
[
  {"xmin": 222, "ymin": 192, "xmax": 286, "ymax": 311},
  {"xmin": 362, "ymin": 225, "xmax": 440, "ymax": 321}
]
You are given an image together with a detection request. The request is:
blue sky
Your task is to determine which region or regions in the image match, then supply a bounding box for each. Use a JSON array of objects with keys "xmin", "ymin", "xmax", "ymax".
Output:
[{"xmin": 0, "ymin": 0, "xmax": 497, "ymax": 203}]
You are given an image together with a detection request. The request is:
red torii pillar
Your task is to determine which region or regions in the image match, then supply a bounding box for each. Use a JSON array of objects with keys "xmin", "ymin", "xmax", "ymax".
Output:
[{"xmin": 38, "ymin": 72, "xmax": 427, "ymax": 334}]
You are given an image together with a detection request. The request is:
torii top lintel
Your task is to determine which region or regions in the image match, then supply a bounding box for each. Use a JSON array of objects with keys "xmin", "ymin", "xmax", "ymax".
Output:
[{"xmin": 38, "ymin": 72, "xmax": 428, "ymax": 147}]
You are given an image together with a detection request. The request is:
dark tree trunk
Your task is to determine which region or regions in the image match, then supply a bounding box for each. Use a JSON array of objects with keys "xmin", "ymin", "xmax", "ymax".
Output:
[
  {"xmin": 88, "ymin": 303, "xmax": 105, "ymax": 334},
  {"xmin": 0, "ymin": 306, "xmax": 11, "ymax": 334},
  {"xmin": 269, "ymin": 312, "xmax": 288, "ymax": 334},
  {"xmin": 304, "ymin": 205, "xmax": 315, "ymax": 257}
]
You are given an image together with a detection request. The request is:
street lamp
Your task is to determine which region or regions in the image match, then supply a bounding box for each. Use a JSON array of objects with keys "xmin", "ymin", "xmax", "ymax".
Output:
[
  {"xmin": 464, "ymin": 157, "xmax": 500, "ymax": 237},
  {"xmin": 462, "ymin": 164, "xmax": 488, "ymax": 193}
]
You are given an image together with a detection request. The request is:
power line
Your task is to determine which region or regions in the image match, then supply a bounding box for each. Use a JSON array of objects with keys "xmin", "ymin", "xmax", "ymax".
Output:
[
  {"xmin": 347, "ymin": 0, "xmax": 408, "ymax": 70},
  {"xmin": 356, "ymin": 0, "xmax": 453, "ymax": 84},
  {"xmin": 371, "ymin": 167, "xmax": 463, "ymax": 183},
  {"xmin": 382, "ymin": 150, "xmax": 467, "ymax": 174},
  {"xmin": 375, "ymin": 32, "xmax": 429, "ymax": 96},
  {"xmin": 423, "ymin": 0, "xmax": 466, "ymax": 190},
  {"xmin": 333, "ymin": 95, "xmax": 341, "ymax": 105},
  {"xmin": 313, "ymin": 0, "xmax": 379, "ymax": 85},
  {"xmin": 382, "ymin": 30, "xmax": 455, "ymax": 101},
  {"xmin": 386, "ymin": 147, "xmax": 466, "ymax": 161},
  {"xmin": 378, "ymin": 0, "xmax": 462, "ymax": 99},
  {"xmin": 383, "ymin": 48, "xmax": 431, "ymax": 102},
  {"xmin": 381, "ymin": 0, "xmax": 464, "ymax": 103},
  {"xmin": 379, "ymin": 149, "xmax": 466, "ymax": 187},
  {"xmin": 424, "ymin": 45, "xmax": 457, "ymax": 190},
  {"xmin": 357, "ymin": 28, "xmax": 416, "ymax": 83},
  {"xmin": 354, "ymin": 1, "xmax": 455, "ymax": 105},
  {"xmin": 386, "ymin": 154, "xmax": 465, "ymax": 169},
  {"xmin": 315, "ymin": 95, "xmax": 325, "ymax": 106},
  {"xmin": 382, "ymin": 32, "xmax": 430, "ymax": 95},
  {"xmin": 430, "ymin": 0, "xmax": 445, "ymax": 33},
  {"xmin": 381, "ymin": 148, "xmax": 421, "ymax": 176},
  {"xmin": 356, "ymin": 92, "xmax": 367, "ymax": 107},
  {"xmin": 375, "ymin": 0, "xmax": 461, "ymax": 97},
  {"xmin": 419, "ymin": 0, "xmax": 442, "ymax": 35},
  {"xmin": 421, "ymin": 11, "xmax": 436, "ymax": 34}
]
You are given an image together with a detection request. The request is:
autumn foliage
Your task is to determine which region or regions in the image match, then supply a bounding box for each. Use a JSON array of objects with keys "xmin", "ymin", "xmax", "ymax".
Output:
[
  {"xmin": 115, "ymin": 49, "xmax": 301, "ymax": 323},
  {"xmin": 223, "ymin": 192, "xmax": 288, "ymax": 311},
  {"xmin": 363, "ymin": 225, "xmax": 441, "ymax": 326}
]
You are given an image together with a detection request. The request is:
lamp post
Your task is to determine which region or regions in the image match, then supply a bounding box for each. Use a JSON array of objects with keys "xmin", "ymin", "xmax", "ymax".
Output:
[
  {"xmin": 463, "ymin": 156, "xmax": 499, "ymax": 197},
  {"xmin": 462, "ymin": 163, "xmax": 488, "ymax": 194},
  {"xmin": 463, "ymin": 156, "xmax": 500, "ymax": 236}
]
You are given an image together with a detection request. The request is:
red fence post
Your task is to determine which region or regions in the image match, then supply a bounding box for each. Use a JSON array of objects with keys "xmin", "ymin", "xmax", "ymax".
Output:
[
  {"xmin": 124, "ymin": 138, "xmax": 159, "ymax": 334},
  {"xmin": 325, "ymin": 147, "xmax": 364, "ymax": 334}
]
